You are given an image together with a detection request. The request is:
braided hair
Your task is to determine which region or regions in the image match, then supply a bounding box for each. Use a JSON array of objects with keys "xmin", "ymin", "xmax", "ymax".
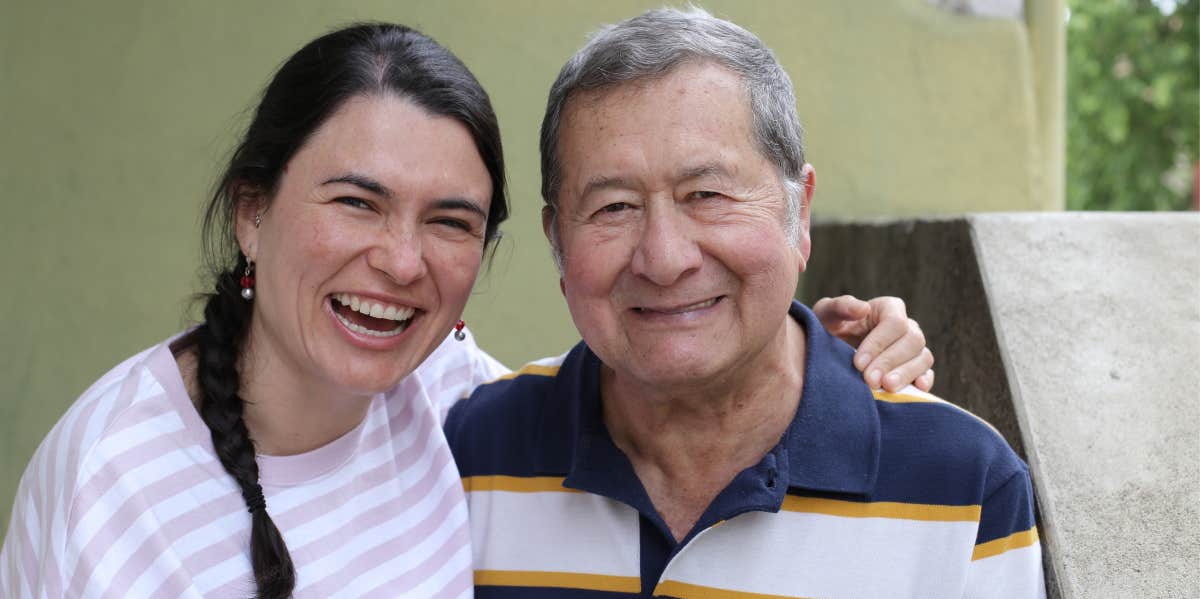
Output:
[{"xmin": 176, "ymin": 23, "xmax": 508, "ymax": 599}]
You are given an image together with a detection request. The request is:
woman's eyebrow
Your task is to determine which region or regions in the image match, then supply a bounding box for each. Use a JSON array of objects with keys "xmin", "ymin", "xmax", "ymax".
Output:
[
  {"xmin": 432, "ymin": 198, "xmax": 487, "ymax": 218},
  {"xmin": 322, "ymin": 173, "xmax": 393, "ymax": 198}
]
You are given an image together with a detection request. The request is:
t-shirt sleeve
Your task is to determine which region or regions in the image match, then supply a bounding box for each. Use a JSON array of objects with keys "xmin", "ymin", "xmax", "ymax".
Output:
[
  {"xmin": 963, "ymin": 468, "xmax": 1046, "ymax": 598},
  {"xmin": 1, "ymin": 438, "xmax": 72, "ymax": 598}
]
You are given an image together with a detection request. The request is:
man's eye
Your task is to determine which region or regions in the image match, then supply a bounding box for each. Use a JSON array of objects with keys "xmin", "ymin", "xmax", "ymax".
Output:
[
  {"xmin": 599, "ymin": 202, "xmax": 630, "ymax": 214},
  {"xmin": 690, "ymin": 191, "xmax": 721, "ymax": 200},
  {"xmin": 335, "ymin": 197, "xmax": 372, "ymax": 210}
]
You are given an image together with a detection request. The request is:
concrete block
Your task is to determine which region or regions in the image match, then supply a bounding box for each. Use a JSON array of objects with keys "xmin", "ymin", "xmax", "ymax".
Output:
[{"xmin": 800, "ymin": 213, "xmax": 1200, "ymax": 598}]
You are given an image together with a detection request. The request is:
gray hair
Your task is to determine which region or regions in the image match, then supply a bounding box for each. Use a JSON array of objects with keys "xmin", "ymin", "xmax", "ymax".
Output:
[{"xmin": 539, "ymin": 6, "xmax": 807, "ymax": 259}]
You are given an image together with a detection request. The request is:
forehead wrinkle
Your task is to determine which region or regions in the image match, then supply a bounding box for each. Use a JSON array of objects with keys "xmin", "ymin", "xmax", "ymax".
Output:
[{"xmin": 676, "ymin": 161, "xmax": 735, "ymax": 184}]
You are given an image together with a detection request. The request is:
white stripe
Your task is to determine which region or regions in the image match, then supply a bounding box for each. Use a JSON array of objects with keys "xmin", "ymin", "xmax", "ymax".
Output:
[
  {"xmin": 122, "ymin": 481, "xmax": 241, "ymax": 598},
  {"xmin": 280, "ymin": 445, "xmax": 427, "ymax": 548},
  {"xmin": 152, "ymin": 478, "xmax": 241, "ymax": 559},
  {"xmin": 70, "ymin": 447, "xmax": 199, "ymax": 556},
  {"xmin": 191, "ymin": 547, "xmax": 253, "ymax": 595},
  {"xmin": 48, "ymin": 375, "xmax": 128, "ymax": 568},
  {"xmin": 84, "ymin": 412, "xmax": 185, "ymax": 475},
  {"xmin": 965, "ymin": 544, "xmax": 1046, "ymax": 599},
  {"xmin": 397, "ymin": 541, "xmax": 473, "ymax": 599},
  {"xmin": 526, "ymin": 353, "xmax": 568, "ymax": 369},
  {"xmin": 468, "ymin": 489, "xmax": 640, "ymax": 577},
  {"xmin": 324, "ymin": 502, "xmax": 469, "ymax": 598},
  {"xmin": 77, "ymin": 366, "xmax": 145, "ymax": 452},
  {"xmin": 661, "ymin": 509, "xmax": 978, "ymax": 597},
  {"xmin": 129, "ymin": 367, "xmax": 165, "ymax": 405},
  {"xmin": 293, "ymin": 427, "xmax": 455, "ymax": 577}
]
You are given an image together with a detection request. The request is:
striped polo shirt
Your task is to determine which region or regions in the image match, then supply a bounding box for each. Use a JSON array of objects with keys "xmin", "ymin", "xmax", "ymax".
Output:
[{"xmin": 445, "ymin": 302, "xmax": 1045, "ymax": 598}]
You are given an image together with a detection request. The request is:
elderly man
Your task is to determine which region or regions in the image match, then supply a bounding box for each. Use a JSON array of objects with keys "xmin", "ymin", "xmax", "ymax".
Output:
[{"xmin": 446, "ymin": 7, "xmax": 1043, "ymax": 598}]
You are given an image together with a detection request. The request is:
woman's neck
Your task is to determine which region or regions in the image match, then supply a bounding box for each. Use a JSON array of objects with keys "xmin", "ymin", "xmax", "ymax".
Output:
[{"xmin": 178, "ymin": 329, "xmax": 375, "ymax": 457}]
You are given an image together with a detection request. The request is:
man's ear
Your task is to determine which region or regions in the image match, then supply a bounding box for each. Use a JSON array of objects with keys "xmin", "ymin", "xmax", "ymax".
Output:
[
  {"xmin": 541, "ymin": 205, "xmax": 556, "ymax": 243},
  {"xmin": 233, "ymin": 181, "xmax": 267, "ymax": 261},
  {"xmin": 797, "ymin": 163, "xmax": 816, "ymax": 272},
  {"xmin": 543, "ymin": 205, "xmax": 568, "ymax": 297}
]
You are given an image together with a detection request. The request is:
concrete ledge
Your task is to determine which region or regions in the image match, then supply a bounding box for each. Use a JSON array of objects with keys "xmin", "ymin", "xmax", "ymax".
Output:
[{"xmin": 800, "ymin": 212, "xmax": 1200, "ymax": 598}]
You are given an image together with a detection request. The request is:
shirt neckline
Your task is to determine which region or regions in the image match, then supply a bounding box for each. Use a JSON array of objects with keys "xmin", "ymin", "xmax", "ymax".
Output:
[{"xmin": 146, "ymin": 338, "xmax": 376, "ymax": 487}]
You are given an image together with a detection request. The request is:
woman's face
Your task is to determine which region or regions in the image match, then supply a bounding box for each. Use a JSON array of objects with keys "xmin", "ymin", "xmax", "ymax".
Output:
[{"xmin": 237, "ymin": 94, "xmax": 492, "ymax": 399}]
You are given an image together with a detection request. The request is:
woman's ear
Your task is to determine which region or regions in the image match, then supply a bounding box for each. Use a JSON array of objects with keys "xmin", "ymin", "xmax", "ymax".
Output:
[{"xmin": 233, "ymin": 182, "xmax": 267, "ymax": 261}]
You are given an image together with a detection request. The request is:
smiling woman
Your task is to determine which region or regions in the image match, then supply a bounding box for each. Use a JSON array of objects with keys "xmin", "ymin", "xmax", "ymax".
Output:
[
  {"xmin": 0, "ymin": 23, "xmax": 510, "ymax": 599},
  {"xmin": 0, "ymin": 17, "xmax": 936, "ymax": 599}
]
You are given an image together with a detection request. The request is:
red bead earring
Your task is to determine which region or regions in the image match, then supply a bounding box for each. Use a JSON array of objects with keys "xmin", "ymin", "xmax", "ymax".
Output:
[
  {"xmin": 240, "ymin": 261, "xmax": 256, "ymax": 301},
  {"xmin": 454, "ymin": 320, "xmax": 466, "ymax": 341}
]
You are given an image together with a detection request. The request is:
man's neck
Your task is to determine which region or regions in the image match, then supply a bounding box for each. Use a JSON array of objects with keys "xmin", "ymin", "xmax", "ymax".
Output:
[{"xmin": 601, "ymin": 316, "xmax": 806, "ymax": 542}]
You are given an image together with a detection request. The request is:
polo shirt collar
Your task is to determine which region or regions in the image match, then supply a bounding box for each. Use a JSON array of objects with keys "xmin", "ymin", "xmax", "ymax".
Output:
[
  {"xmin": 535, "ymin": 300, "xmax": 881, "ymax": 503},
  {"xmin": 782, "ymin": 300, "xmax": 880, "ymax": 495}
]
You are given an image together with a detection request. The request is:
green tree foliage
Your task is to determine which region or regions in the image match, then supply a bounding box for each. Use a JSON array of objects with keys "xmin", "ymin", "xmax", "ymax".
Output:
[{"xmin": 1067, "ymin": 0, "xmax": 1198, "ymax": 210}]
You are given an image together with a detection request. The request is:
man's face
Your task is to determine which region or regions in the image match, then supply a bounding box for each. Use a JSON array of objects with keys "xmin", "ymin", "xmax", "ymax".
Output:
[{"xmin": 548, "ymin": 61, "xmax": 812, "ymax": 390}]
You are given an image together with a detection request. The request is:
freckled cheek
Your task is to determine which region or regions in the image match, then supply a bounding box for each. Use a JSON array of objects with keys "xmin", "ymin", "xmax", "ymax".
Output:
[{"xmin": 429, "ymin": 247, "xmax": 485, "ymax": 307}]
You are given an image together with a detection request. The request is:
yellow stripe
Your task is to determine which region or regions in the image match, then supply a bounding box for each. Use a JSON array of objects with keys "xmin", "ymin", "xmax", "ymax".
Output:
[
  {"xmin": 496, "ymin": 363, "xmax": 561, "ymax": 380},
  {"xmin": 872, "ymin": 390, "xmax": 940, "ymax": 404},
  {"xmin": 972, "ymin": 527, "xmax": 1039, "ymax": 561},
  {"xmin": 462, "ymin": 475, "xmax": 578, "ymax": 494},
  {"xmin": 780, "ymin": 496, "xmax": 980, "ymax": 522},
  {"xmin": 872, "ymin": 390, "xmax": 1002, "ymax": 437},
  {"xmin": 475, "ymin": 570, "xmax": 640, "ymax": 592},
  {"xmin": 654, "ymin": 580, "xmax": 814, "ymax": 598}
]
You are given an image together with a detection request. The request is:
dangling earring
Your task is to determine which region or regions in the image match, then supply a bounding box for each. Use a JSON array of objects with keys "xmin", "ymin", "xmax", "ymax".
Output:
[
  {"xmin": 240, "ymin": 261, "xmax": 256, "ymax": 301},
  {"xmin": 454, "ymin": 320, "xmax": 466, "ymax": 341}
]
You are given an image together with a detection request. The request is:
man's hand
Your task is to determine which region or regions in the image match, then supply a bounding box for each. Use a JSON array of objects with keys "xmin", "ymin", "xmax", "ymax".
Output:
[{"xmin": 813, "ymin": 295, "xmax": 935, "ymax": 393}]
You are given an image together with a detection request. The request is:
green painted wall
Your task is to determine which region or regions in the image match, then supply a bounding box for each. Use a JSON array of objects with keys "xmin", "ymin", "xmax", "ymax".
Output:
[{"xmin": 0, "ymin": 0, "xmax": 1062, "ymax": 532}]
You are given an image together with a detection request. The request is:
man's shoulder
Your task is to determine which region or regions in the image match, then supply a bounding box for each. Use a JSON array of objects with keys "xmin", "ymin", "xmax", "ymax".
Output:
[
  {"xmin": 443, "ymin": 350, "xmax": 577, "ymax": 476},
  {"xmin": 869, "ymin": 386, "xmax": 1028, "ymax": 502}
]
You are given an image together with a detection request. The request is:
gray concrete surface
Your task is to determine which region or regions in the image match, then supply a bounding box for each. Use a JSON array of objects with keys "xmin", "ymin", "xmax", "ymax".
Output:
[{"xmin": 800, "ymin": 213, "xmax": 1200, "ymax": 599}]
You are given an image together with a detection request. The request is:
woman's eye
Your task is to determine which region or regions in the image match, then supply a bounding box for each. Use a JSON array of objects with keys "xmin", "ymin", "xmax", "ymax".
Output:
[
  {"xmin": 690, "ymin": 190, "xmax": 721, "ymax": 200},
  {"xmin": 433, "ymin": 218, "xmax": 472, "ymax": 232},
  {"xmin": 335, "ymin": 197, "xmax": 372, "ymax": 210}
]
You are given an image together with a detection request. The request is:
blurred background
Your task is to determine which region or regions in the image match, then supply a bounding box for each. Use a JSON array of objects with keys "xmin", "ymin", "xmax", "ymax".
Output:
[{"xmin": 1, "ymin": 0, "xmax": 1195, "ymax": 536}]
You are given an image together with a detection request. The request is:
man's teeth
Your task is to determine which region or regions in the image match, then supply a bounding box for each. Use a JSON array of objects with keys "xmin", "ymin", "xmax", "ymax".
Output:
[
  {"xmin": 638, "ymin": 298, "xmax": 719, "ymax": 314},
  {"xmin": 332, "ymin": 293, "xmax": 415, "ymax": 321}
]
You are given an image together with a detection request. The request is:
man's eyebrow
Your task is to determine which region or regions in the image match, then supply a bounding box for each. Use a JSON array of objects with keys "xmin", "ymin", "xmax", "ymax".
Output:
[
  {"xmin": 677, "ymin": 162, "xmax": 732, "ymax": 182},
  {"xmin": 581, "ymin": 175, "xmax": 638, "ymax": 199},
  {"xmin": 322, "ymin": 173, "xmax": 393, "ymax": 198}
]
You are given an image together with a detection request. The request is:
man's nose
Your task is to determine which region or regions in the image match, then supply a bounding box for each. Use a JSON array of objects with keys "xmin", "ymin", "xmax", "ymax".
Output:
[
  {"xmin": 629, "ymin": 202, "xmax": 702, "ymax": 286},
  {"xmin": 367, "ymin": 226, "xmax": 428, "ymax": 286}
]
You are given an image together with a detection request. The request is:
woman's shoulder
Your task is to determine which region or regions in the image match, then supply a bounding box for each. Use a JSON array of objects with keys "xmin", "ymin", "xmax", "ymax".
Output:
[
  {"xmin": 3, "ymin": 337, "xmax": 192, "ymax": 572},
  {"xmin": 15, "ymin": 337, "xmax": 197, "ymax": 505},
  {"xmin": 404, "ymin": 328, "xmax": 510, "ymax": 420}
]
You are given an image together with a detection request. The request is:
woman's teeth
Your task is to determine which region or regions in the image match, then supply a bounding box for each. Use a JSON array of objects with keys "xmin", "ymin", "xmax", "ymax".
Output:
[
  {"xmin": 333, "ymin": 293, "xmax": 415, "ymax": 321},
  {"xmin": 332, "ymin": 293, "xmax": 415, "ymax": 338}
]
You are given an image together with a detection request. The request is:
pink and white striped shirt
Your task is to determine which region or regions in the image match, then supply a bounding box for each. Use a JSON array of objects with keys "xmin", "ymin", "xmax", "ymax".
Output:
[{"xmin": 0, "ymin": 329, "xmax": 507, "ymax": 598}]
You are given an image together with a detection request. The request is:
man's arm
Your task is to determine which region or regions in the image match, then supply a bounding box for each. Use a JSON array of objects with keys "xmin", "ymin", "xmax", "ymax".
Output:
[{"xmin": 963, "ymin": 469, "xmax": 1046, "ymax": 598}]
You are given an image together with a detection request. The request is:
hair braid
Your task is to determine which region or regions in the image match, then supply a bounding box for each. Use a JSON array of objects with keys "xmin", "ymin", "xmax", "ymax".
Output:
[{"xmin": 193, "ymin": 258, "xmax": 296, "ymax": 599}]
